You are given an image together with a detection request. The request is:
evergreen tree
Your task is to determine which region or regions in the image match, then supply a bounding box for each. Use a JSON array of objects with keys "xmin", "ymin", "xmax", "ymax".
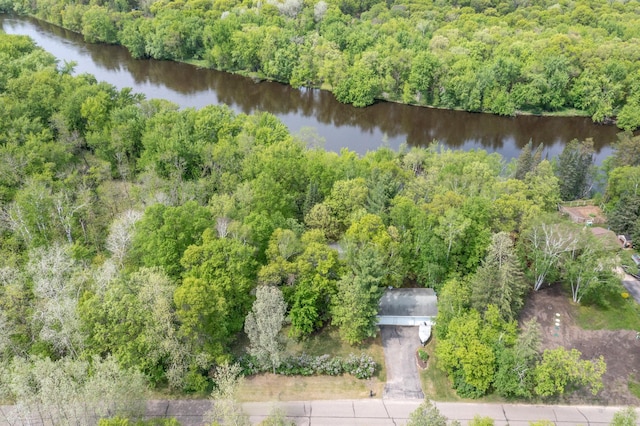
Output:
[
  {"xmin": 556, "ymin": 139, "xmax": 595, "ymax": 201},
  {"xmin": 331, "ymin": 246, "xmax": 383, "ymax": 345},
  {"xmin": 514, "ymin": 140, "xmax": 533, "ymax": 180},
  {"xmin": 471, "ymin": 232, "xmax": 527, "ymax": 320}
]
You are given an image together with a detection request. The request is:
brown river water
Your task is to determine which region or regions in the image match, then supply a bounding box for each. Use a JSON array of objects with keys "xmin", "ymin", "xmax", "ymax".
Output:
[{"xmin": 0, "ymin": 15, "xmax": 621, "ymax": 162}]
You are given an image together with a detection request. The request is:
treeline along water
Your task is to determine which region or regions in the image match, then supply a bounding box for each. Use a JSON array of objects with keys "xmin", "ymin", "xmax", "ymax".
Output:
[{"xmin": 0, "ymin": 15, "xmax": 620, "ymax": 162}]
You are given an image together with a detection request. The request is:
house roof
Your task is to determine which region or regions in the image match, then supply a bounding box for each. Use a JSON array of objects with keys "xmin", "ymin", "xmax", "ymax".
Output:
[
  {"xmin": 589, "ymin": 227, "xmax": 621, "ymax": 250},
  {"xmin": 378, "ymin": 288, "xmax": 438, "ymax": 318}
]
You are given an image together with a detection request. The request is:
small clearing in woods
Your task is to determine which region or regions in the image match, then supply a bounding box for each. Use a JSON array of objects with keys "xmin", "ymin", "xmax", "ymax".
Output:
[
  {"xmin": 520, "ymin": 285, "xmax": 640, "ymax": 405},
  {"xmin": 560, "ymin": 205, "xmax": 607, "ymax": 223}
]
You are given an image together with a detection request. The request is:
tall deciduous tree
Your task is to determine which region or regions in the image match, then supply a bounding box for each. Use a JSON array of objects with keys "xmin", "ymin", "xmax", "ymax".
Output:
[
  {"xmin": 130, "ymin": 201, "xmax": 213, "ymax": 279},
  {"xmin": 561, "ymin": 232, "xmax": 615, "ymax": 304},
  {"xmin": 27, "ymin": 243, "xmax": 84, "ymax": 358},
  {"xmin": 244, "ymin": 285, "xmax": 287, "ymax": 373},
  {"xmin": 0, "ymin": 356, "xmax": 146, "ymax": 425},
  {"xmin": 523, "ymin": 221, "xmax": 578, "ymax": 291},
  {"xmin": 534, "ymin": 348, "xmax": 606, "ymax": 397},
  {"xmin": 105, "ymin": 209, "xmax": 143, "ymax": 268},
  {"xmin": 80, "ymin": 267, "xmax": 186, "ymax": 389},
  {"xmin": 436, "ymin": 309, "xmax": 497, "ymax": 397},
  {"xmin": 205, "ymin": 363, "xmax": 249, "ymax": 426},
  {"xmin": 176, "ymin": 230, "xmax": 258, "ymax": 360}
]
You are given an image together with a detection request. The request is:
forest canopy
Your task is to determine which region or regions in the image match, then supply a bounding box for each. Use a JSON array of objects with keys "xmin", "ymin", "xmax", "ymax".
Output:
[
  {"xmin": 2, "ymin": 0, "xmax": 640, "ymax": 129},
  {"xmin": 0, "ymin": 31, "xmax": 632, "ymax": 404}
]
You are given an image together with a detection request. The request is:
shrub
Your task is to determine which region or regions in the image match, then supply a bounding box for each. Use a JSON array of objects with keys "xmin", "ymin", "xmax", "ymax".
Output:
[
  {"xmin": 342, "ymin": 353, "xmax": 377, "ymax": 379},
  {"xmin": 236, "ymin": 352, "xmax": 377, "ymax": 379}
]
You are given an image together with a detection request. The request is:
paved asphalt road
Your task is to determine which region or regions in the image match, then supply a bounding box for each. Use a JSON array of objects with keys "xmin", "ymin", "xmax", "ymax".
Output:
[
  {"xmin": 2, "ymin": 399, "xmax": 638, "ymax": 425},
  {"xmin": 153, "ymin": 399, "xmax": 637, "ymax": 425},
  {"xmin": 149, "ymin": 399, "xmax": 640, "ymax": 426},
  {"xmin": 621, "ymin": 272, "xmax": 640, "ymax": 304}
]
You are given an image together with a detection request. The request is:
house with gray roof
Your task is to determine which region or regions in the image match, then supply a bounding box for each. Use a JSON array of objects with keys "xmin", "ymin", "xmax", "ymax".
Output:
[{"xmin": 377, "ymin": 288, "xmax": 437, "ymax": 326}]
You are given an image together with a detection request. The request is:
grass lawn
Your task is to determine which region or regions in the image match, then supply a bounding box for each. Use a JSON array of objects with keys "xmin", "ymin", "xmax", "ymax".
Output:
[
  {"xmin": 236, "ymin": 326, "xmax": 386, "ymax": 401},
  {"xmin": 237, "ymin": 374, "xmax": 383, "ymax": 401},
  {"xmin": 629, "ymin": 374, "xmax": 640, "ymax": 399},
  {"xmin": 574, "ymin": 293, "xmax": 640, "ymax": 331},
  {"xmin": 420, "ymin": 337, "xmax": 460, "ymax": 402}
]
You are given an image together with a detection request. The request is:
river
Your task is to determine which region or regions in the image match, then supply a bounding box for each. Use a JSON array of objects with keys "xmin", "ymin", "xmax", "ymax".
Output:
[{"xmin": 0, "ymin": 15, "xmax": 620, "ymax": 162}]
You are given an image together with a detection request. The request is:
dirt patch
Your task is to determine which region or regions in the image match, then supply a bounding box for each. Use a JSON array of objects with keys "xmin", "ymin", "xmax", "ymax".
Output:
[
  {"xmin": 416, "ymin": 349, "xmax": 429, "ymax": 370},
  {"xmin": 520, "ymin": 285, "xmax": 640, "ymax": 405},
  {"xmin": 560, "ymin": 205, "xmax": 606, "ymax": 224}
]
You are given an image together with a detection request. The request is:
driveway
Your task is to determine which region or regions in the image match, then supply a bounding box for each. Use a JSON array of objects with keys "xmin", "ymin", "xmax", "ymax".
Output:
[
  {"xmin": 379, "ymin": 326, "xmax": 424, "ymax": 399},
  {"xmin": 621, "ymin": 272, "xmax": 640, "ymax": 304}
]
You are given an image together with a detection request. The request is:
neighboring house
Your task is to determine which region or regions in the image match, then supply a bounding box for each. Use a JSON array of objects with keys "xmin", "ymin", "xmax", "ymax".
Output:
[
  {"xmin": 589, "ymin": 227, "xmax": 622, "ymax": 250},
  {"xmin": 377, "ymin": 288, "xmax": 438, "ymax": 344},
  {"xmin": 618, "ymin": 234, "xmax": 633, "ymax": 249}
]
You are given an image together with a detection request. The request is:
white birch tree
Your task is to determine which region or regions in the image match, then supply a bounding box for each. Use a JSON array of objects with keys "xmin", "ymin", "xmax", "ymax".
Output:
[
  {"xmin": 206, "ymin": 363, "xmax": 249, "ymax": 426},
  {"xmin": 105, "ymin": 209, "xmax": 143, "ymax": 267},
  {"xmin": 0, "ymin": 356, "xmax": 146, "ymax": 425},
  {"xmin": 244, "ymin": 285, "xmax": 287, "ymax": 373},
  {"xmin": 525, "ymin": 222, "xmax": 578, "ymax": 291},
  {"xmin": 26, "ymin": 244, "xmax": 84, "ymax": 357}
]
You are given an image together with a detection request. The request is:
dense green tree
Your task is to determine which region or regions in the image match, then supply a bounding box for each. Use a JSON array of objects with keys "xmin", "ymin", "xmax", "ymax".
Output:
[
  {"xmin": 534, "ymin": 348, "xmax": 606, "ymax": 397},
  {"xmin": 176, "ymin": 230, "xmax": 258, "ymax": 360},
  {"xmin": 129, "ymin": 202, "xmax": 213, "ymax": 279},
  {"xmin": 514, "ymin": 141, "xmax": 543, "ymax": 180},
  {"xmin": 556, "ymin": 139, "xmax": 595, "ymax": 201},
  {"xmin": 288, "ymin": 230, "xmax": 341, "ymax": 338},
  {"xmin": 331, "ymin": 245, "xmax": 383, "ymax": 345},
  {"xmin": 405, "ymin": 400, "xmax": 455, "ymax": 426},
  {"xmin": 436, "ymin": 309, "xmax": 498, "ymax": 397},
  {"xmin": 343, "ymin": 213, "xmax": 404, "ymax": 287},
  {"xmin": 471, "ymin": 232, "xmax": 527, "ymax": 320},
  {"xmin": 610, "ymin": 407, "xmax": 639, "ymax": 426},
  {"xmin": 494, "ymin": 319, "xmax": 541, "ymax": 398},
  {"xmin": 82, "ymin": 6, "xmax": 118, "ymax": 44},
  {"xmin": 79, "ymin": 267, "xmax": 184, "ymax": 387}
]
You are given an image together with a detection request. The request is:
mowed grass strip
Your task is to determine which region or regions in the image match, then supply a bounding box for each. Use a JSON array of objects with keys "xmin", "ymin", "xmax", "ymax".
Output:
[
  {"xmin": 420, "ymin": 337, "xmax": 459, "ymax": 402},
  {"xmin": 237, "ymin": 374, "xmax": 384, "ymax": 401}
]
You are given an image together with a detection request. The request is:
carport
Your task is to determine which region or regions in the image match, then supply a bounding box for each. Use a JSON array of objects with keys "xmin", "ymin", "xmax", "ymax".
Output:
[
  {"xmin": 377, "ymin": 288, "xmax": 438, "ymax": 399},
  {"xmin": 377, "ymin": 288, "xmax": 438, "ymax": 326}
]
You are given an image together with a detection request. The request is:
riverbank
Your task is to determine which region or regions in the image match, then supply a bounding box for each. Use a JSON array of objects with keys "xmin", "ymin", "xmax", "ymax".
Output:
[
  {"xmin": 0, "ymin": 14, "xmax": 621, "ymax": 162},
  {"xmin": 1, "ymin": 2, "xmax": 636, "ymax": 131}
]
